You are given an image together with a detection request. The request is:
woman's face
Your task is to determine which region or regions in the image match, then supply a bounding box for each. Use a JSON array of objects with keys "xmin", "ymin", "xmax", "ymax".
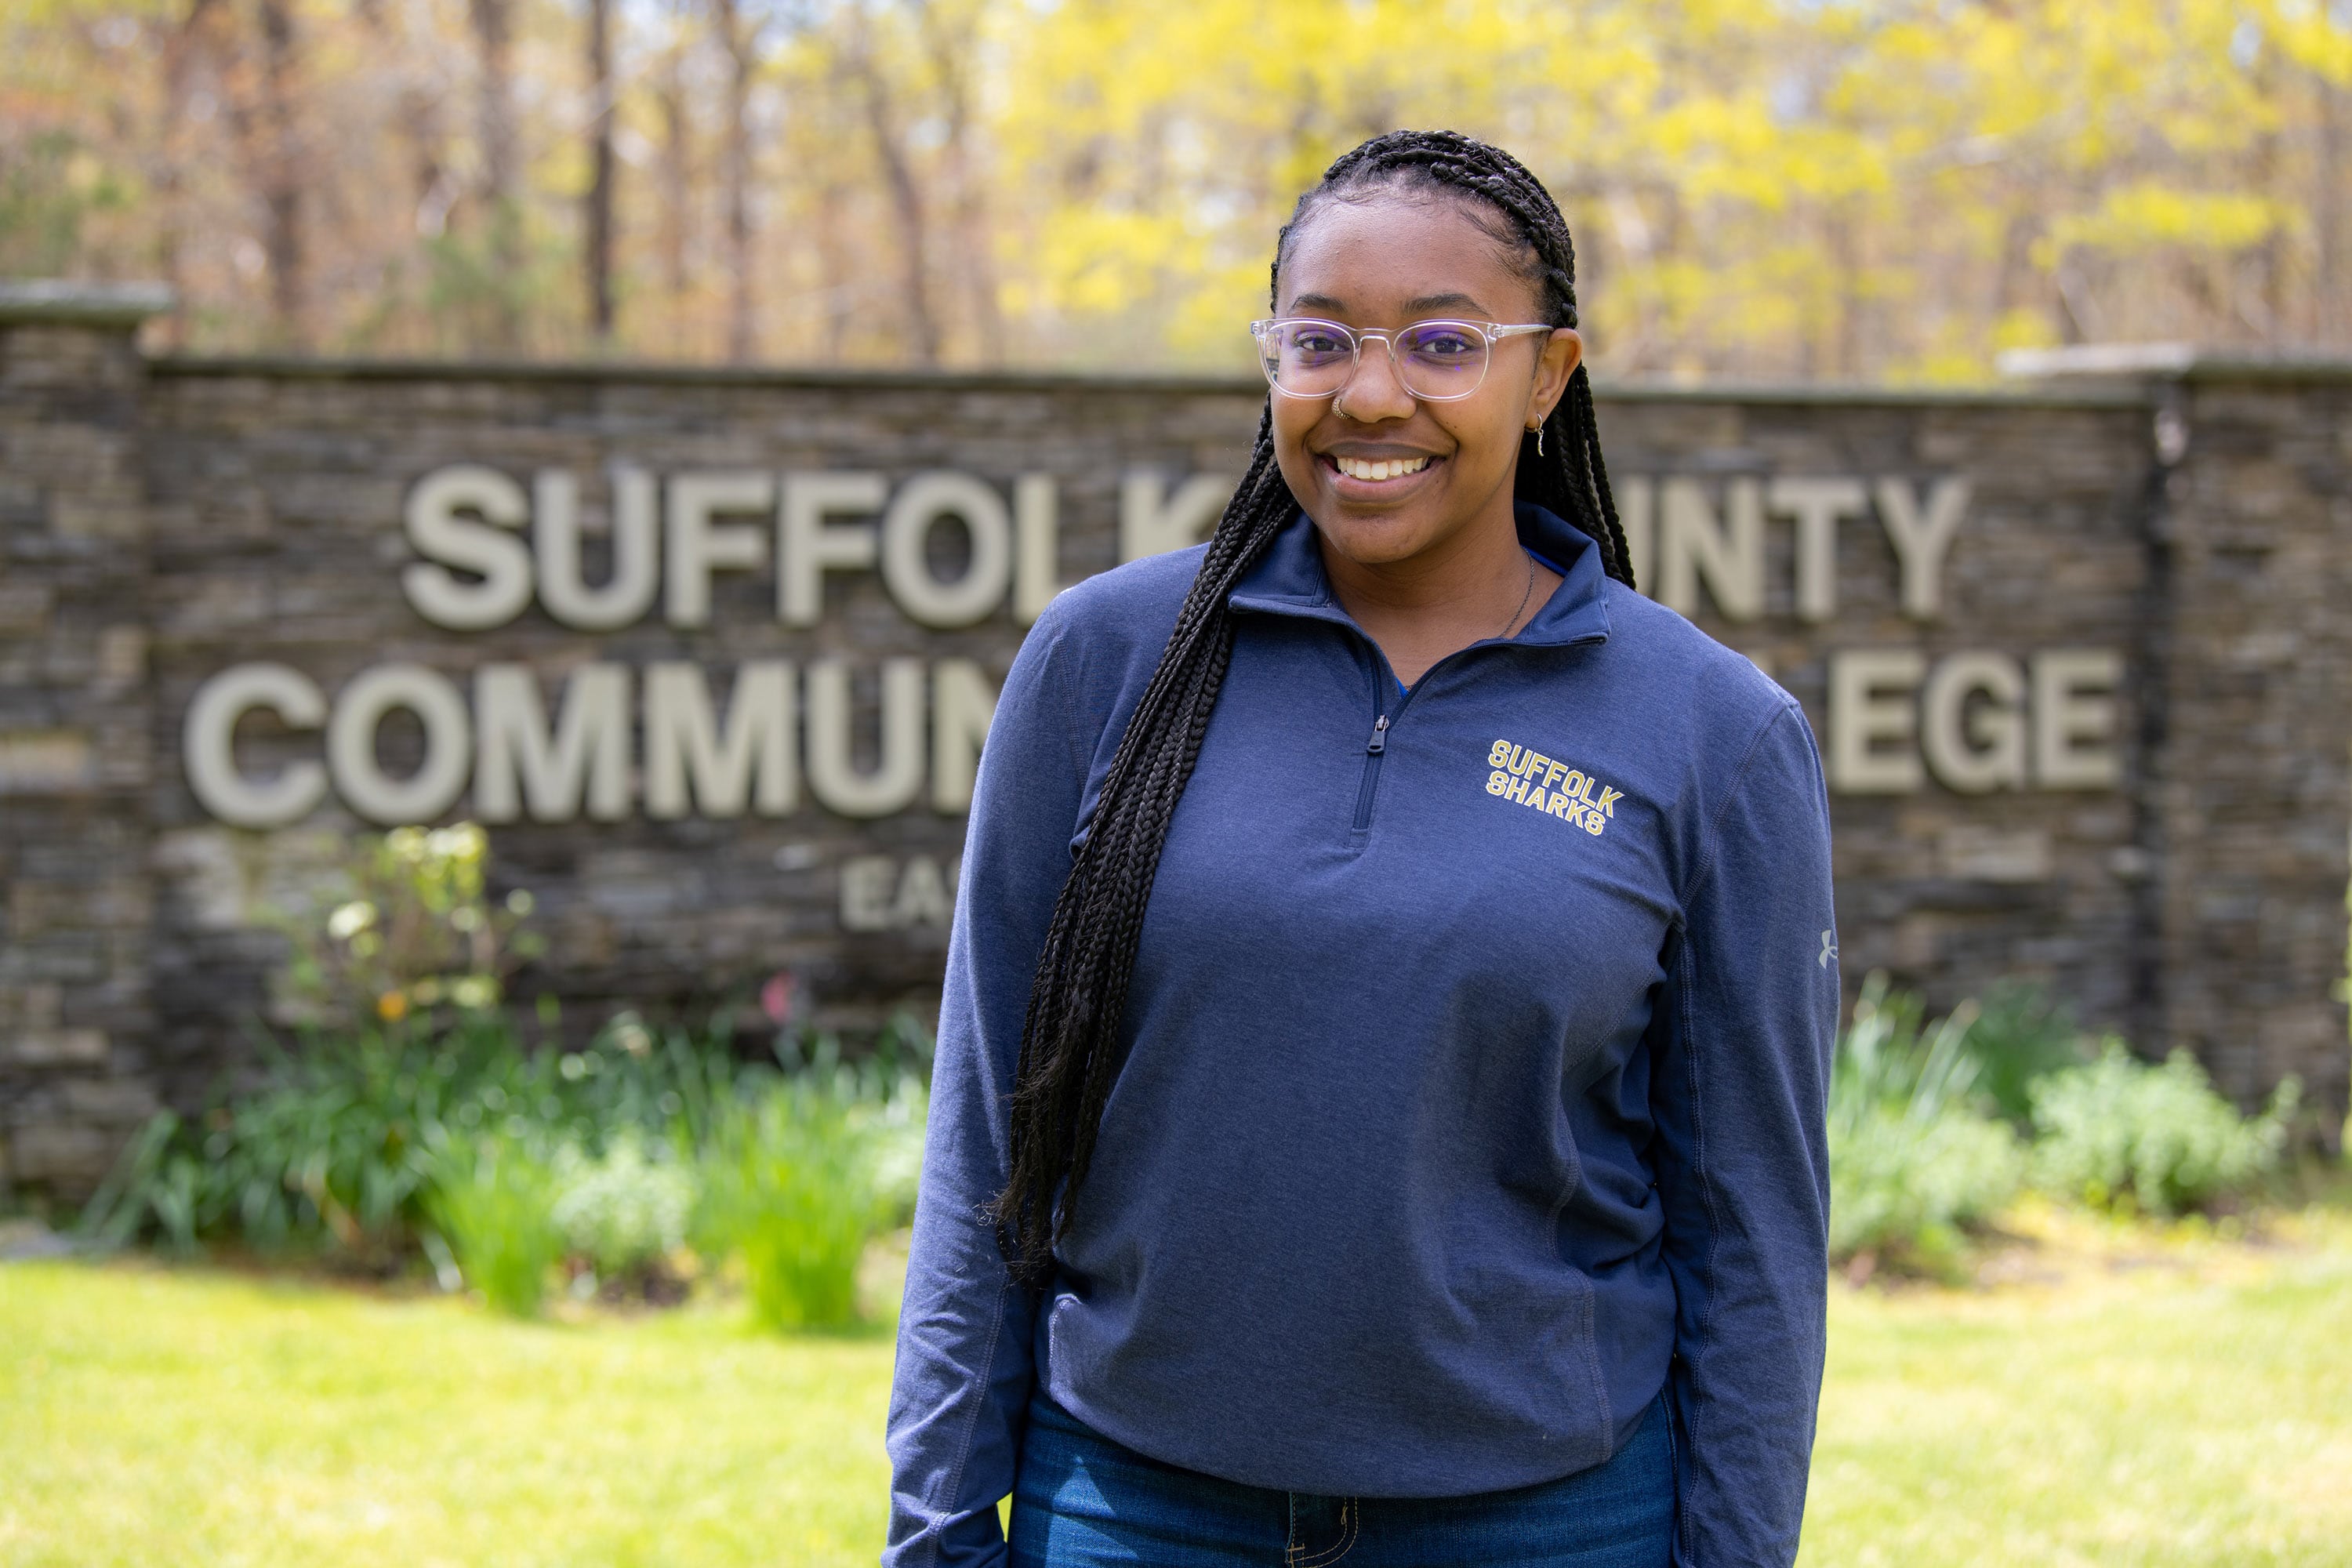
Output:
[{"xmin": 1270, "ymin": 191, "xmax": 1583, "ymax": 572}]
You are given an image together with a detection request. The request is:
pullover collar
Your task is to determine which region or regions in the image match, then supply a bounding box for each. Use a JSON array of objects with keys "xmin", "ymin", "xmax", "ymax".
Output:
[{"xmin": 1225, "ymin": 500, "xmax": 1614, "ymax": 650}]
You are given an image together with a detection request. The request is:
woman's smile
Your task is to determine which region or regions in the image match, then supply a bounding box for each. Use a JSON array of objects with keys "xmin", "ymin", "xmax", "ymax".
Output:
[{"xmin": 1321, "ymin": 448, "xmax": 1444, "ymax": 494}]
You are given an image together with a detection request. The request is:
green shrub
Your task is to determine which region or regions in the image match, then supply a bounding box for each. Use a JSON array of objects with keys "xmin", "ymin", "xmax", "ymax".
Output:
[
  {"xmin": 1828, "ymin": 975, "xmax": 2024, "ymax": 1269},
  {"xmin": 79, "ymin": 1011, "xmax": 748, "ymax": 1263},
  {"xmin": 861, "ymin": 1081, "xmax": 929, "ymax": 1225},
  {"xmin": 2030, "ymin": 1044, "xmax": 2299, "ymax": 1215},
  {"xmin": 1830, "ymin": 1105, "xmax": 2027, "ymax": 1268},
  {"xmin": 79, "ymin": 844, "xmax": 939, "ymax": 1319},
  {"xmin": 550, "ymin": 1132, "xmax": 696, "ymax": 1282},
  {"xmin": 765, "ymin": 1007, "xmax": 932, "ymax": 1226},
  {"xmin": 78, "ymin": 1017, "xmax": 504, "ymax": 1261},
  {"xmin": 424, "ymin": 1134, "xmax": 564, "ymax": 1317},
  {"xmin": 1964, "ymin": 982, "xmax": 2089, "ymax": 1125},
  {"xmin": 695, "ymin": 1084, "xmax": 883, "ymax": 1331},
  {"xmin": 82, "ymin": 1115, "xmax": 205, "ymax": 1255}
]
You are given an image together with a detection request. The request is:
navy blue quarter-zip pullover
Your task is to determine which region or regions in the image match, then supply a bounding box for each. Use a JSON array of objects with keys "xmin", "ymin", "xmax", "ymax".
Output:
[{"xmin": 885, "ymin": 503, "xmax": 1838, "ymax": 1568}]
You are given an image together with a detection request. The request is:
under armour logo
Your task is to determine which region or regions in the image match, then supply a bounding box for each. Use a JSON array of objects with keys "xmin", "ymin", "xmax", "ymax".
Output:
[{"xmin": 1819, "ymin": 931, "xmax": 1838, "ymax": 969}]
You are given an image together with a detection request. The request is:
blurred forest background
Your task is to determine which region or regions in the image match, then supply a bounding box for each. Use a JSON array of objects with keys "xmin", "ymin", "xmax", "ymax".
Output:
[{"xmin": 5, "ymin": 0, "xmax": 2350, "ymax": 380}]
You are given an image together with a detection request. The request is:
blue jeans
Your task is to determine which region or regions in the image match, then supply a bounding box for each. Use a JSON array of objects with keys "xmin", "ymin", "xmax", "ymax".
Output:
[{"xmin": 1010, "ymin": 1391, "xmax": 1675, "ymax": 1568}]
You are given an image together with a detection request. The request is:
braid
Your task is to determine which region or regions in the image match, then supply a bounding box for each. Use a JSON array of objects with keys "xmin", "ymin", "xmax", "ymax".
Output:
[
  {"xmin": 988, "ymin": 407, "xmax": 1294, "ymax": 1283},
  {"xmin": 989, "ymin": 131, "xmax": 1628, "ymax": 1287}
]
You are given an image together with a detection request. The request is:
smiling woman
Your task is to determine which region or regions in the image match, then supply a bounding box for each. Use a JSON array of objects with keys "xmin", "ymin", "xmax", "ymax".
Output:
[{"xmin": 884, "ymin": 131, "xmax": 1838, "ymax": 1568}]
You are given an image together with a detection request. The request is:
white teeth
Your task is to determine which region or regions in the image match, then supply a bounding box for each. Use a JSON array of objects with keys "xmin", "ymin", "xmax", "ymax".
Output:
[{"xmin": 1336, "ymin": 456, "xmax": 1430, "ymax": 481}]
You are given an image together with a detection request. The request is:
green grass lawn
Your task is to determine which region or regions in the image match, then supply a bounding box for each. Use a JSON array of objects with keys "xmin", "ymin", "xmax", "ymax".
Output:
[
  {"xmin": 3, "ymin": 1206, "xmax": 2348, "ymax": 1567},
  {"xmin": 1804, "ymin": 1203, "xmax": 2352, "ymax": 1566},
  {"xmin": 0, "ymin": 1263, "xmax": 897, "ymax": 1567}
]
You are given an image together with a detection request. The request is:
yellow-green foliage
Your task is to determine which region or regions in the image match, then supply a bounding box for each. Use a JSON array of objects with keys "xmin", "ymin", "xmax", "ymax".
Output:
[{"xmin": 5, "ymin": 1, "xmax": 2347, "ymax": 376}]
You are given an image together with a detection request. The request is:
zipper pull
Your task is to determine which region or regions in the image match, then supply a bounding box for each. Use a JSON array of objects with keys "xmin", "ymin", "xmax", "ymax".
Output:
[{"xmin": 1367, "ymin": 713, "xmax": 1388, "ymax": 755}]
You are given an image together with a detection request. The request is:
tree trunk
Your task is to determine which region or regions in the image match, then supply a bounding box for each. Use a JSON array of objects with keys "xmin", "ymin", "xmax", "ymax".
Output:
[
  {"xmin": 655, "ymin": 30, "xmax": 691, "ymax": 341},
  {"xmin": 2245, "ymin": 60, "xmax": 2283, "ymax": 346},
  {"xmin": 469, "ymin": 0, "xmax": 524, "ymax": 349},
  {"xmin": 1828, "ymin": 202, "xmax": 1862, "ymax": 379},
  {"xmin": 154, "ymin": 0, "xmax": 225, "ymax": 350},
  {"xmin": 710, "ymin": 0, "xmax": 757, "ymax": 363},
  {"xmin": 585, "ymin": 0, "xmax": 617, "ymax": 340},
  {"xmin": 351, "ymin": 0, "xmax": 453, "ymax": 246},
  {"xmin": 254, "ymin": 0, "xmax": 305, "ymax": 345},
  {"xmin": 916, "ymin": 0, "xmax": 999, "ymax": 364},
  {"xmin": 2318, "ymin": 74, "xmax": 2345, "ymax": 344},
  {"xmin": 814, "ymin": 176, "xmax": 851, "ymax": 360},
  {"xmin": 849, "ymin": 20, "xmax": 938, "ymax": 365}
]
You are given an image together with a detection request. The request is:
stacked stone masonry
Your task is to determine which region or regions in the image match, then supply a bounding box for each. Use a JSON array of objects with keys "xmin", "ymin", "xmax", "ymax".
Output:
[{"xmin": 2, "ymin": 287, "xmax": 2346, "ymax": 1200}]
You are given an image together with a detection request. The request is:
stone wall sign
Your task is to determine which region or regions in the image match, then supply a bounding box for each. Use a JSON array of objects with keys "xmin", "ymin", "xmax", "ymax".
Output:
[{"xmin": 2, "ymin": 284, "xmax": 2346, "ymax": 1196}]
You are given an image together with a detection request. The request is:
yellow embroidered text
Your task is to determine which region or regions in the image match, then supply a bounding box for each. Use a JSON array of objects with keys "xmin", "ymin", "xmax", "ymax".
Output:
[{"xmin": 1484, "ymin": 739, "xmax": 1621, "ymax": 837}]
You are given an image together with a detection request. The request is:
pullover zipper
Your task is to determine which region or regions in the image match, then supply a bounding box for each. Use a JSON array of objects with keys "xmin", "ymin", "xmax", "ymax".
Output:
[
  {"xmin": 1339, "ymin": 623, "xmax": 1604, "ymax": 837},
  {"xmin": 1352, "ymin": 711, "xmax": 1389, "ymax": 831}
]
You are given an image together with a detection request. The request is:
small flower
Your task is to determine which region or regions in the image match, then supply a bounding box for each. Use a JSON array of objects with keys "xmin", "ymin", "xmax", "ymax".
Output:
[
  {"xmin": 429, "ymin": 824, "xmax": 485, "ymax": 862},
  {"xmin": 327, "ymin": 900, "xmax": 377, "ymax": 941},
  {"xmin": 611, "ymin": 1013, "xmax": 653, "ymax": 1058},
  {"xmin": 759, "ymin": 972, "xmax": 796, "ymax": 1026},
  {"xmin": 376, "ymin": 991, "xmax": 408, "ymax": 1022}
]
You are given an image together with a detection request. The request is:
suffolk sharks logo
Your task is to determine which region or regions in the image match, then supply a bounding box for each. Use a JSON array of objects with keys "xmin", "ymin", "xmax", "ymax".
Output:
[{"xmin": 1483, "ymin": 739, "xmax": 1622, "ymax": 837}]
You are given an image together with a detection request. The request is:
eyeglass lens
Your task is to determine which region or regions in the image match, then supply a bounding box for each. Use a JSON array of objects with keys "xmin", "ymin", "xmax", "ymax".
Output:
[{"xmin": 1258, "ymin": 321, "xmax": 1490, "ymax": 399}]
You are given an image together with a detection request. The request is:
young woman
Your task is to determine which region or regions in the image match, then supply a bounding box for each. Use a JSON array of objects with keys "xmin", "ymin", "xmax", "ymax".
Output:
[{"xmin": 884, "ymin": 130, "xmax": 1837, "ymax": 1568}]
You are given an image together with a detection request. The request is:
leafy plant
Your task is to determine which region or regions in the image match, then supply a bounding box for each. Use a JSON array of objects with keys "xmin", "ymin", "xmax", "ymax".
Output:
[
  {"xmin": 1964, "ymin": 982, "xmax": 2089, "ymax": 1125},
  {"xmin": 776, "ymin": 1009, "xmax": 934, "ymax": 1226},
  {"xmin": 425, "ymin": 1134, "xmax": 564, "ymax": 1317},
  {"xmin": 80, "ymin": 1114, "xmax": 205, "ymax": 1255},
  {"xmin": 550, "ymin": 1132, "xmax": 696, "ymax": 1284},
  {"xmin": 1828, "ymin": 975, "xmax": 2025, "ymax": 1272},
  {"xmin": 276, "ymin": 822, "xmax": 544, "ymax": 1032},
  {"xmin": 2030, "ymin": 1044, "xmax": 2299, "ymax": 1216},
  {"xmin": 0, "ymin": 128, "xmax": 132, "ymax": 278},
  {"xmin": 77, "ymin": 1017, "xmax": 504, "ymax": 1262},
  {"xmin": 695, "ymin": 1084, "xmax": 884, "ymax": 1332},
  {"xmin": 78, "ymin": 1011, "xmax": 748, "ymax": 1264},
  {"xmin": 81, "ymin": 865, "xmax": 939, "ymax": 1329},
  {"xmin": 860, "ymin": 1080, "xmax": 930, "ymax": 1226}
]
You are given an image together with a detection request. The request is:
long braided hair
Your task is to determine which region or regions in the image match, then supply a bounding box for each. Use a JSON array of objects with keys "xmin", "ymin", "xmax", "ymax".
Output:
[{"xmin": 987, "ymin": 129, "xmax": 1636, "ymax": 1288}]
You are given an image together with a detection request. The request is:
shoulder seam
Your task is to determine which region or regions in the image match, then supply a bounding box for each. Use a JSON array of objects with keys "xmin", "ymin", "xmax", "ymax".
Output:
[
  {"xmin": 1673, "ymin": 699, "xmax": 1806, "ymax": 916},
  {"xmin": 1044, "ymin": 621, "xmax": 1087, "ymax": 789}
]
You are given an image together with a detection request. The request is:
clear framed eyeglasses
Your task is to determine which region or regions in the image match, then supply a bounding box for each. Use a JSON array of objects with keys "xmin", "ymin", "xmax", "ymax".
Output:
[{"xmin": 1248, "ymin": 317, "xmax": 1556, "ymax": 402}]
